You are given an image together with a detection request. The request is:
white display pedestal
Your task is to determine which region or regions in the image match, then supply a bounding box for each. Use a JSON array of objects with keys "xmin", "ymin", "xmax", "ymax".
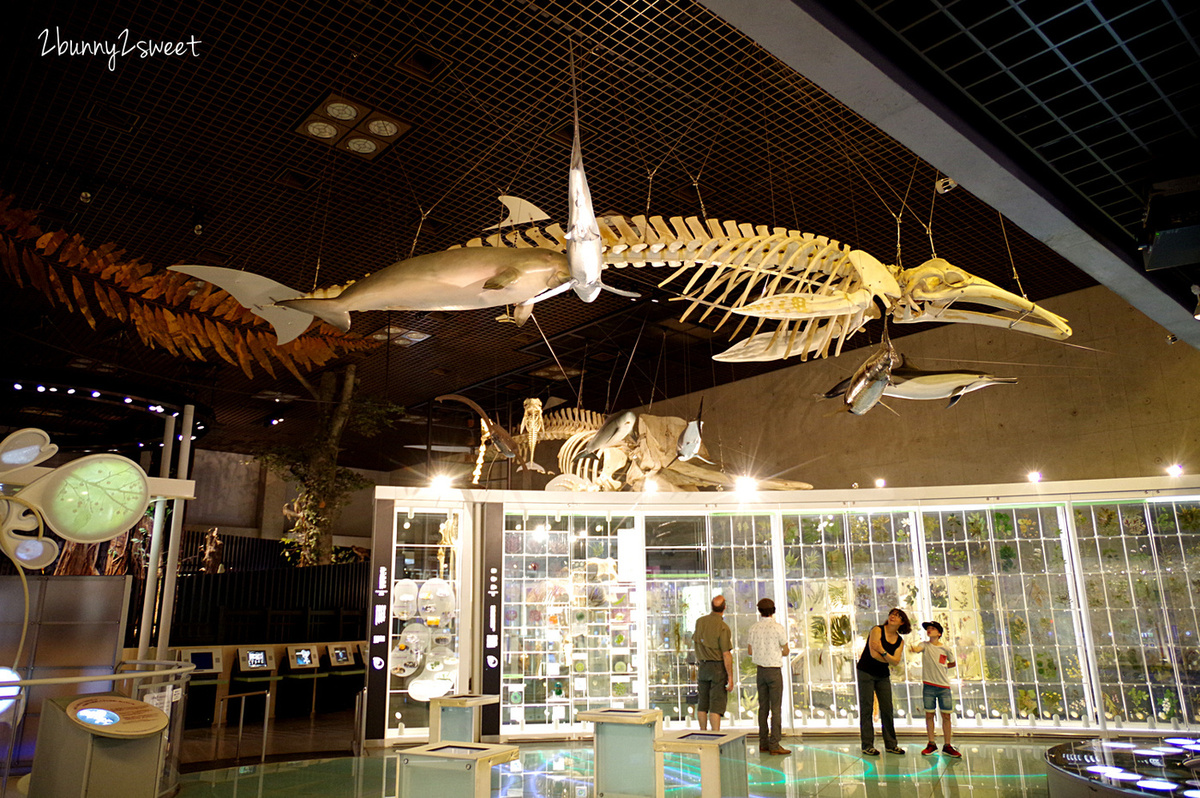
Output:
[
  {"xmin": 578, "ymin": 707, "xmax": 664, "ymax": 798},
  {"xmin": 428, "ymin": 693, "xmax": 499, "ymax": 743},
  {"xmin": 398, "ymin": 741, "xmax": 519, "ymax": 797},
  {"xmin": 653, "ymin": 729, "xmax": 749, "ymax": 798}
]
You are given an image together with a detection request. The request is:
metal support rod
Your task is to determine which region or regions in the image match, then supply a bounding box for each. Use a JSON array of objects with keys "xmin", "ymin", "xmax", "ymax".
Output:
[
  {"xmin": 156, "ymin": 404, "xmax": 194, "ymax": 661},
  {"xmin": 136, "ymin": 414, "xmax": 176, "ymax": 660}
]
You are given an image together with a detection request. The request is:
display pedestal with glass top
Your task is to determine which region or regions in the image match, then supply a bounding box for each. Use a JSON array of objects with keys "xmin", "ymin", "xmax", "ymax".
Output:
[
  {"xmin": 397, "ymin": 741, "xmax": 519, "ymax": 797},
  {"xmin": 654, "ymin": 729, "xmax": 750, "ymax": 798},
  {"xmin": 28, "ymin": 693, "xmax": 169, "ymax": 798},
  {"xmin": 429, "ymin": 694, "xmax": 499, "ymax": 743},
  {"xmin": 1045, "ymin": 737, "xmax": 1200, "ymax": 798},
  {"xmin": 578, "ymin": 707, "xmax": 664, "ymax": 798}
]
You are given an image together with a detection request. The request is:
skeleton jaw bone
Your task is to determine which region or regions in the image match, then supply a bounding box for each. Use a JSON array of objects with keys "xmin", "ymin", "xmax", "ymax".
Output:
[{"xmin": 892, "ymin": 258, "xmax": 1071, "ymax": 340}]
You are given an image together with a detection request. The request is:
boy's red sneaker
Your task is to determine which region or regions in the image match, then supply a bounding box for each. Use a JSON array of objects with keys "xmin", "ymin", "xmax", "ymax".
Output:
[
  {"xmin": 921, "ymin": 742, "xmax": 938, "ymax": 755},
  {"xmin": 942, "ymin": 744, "xmax": 962, "ymax": 758}
]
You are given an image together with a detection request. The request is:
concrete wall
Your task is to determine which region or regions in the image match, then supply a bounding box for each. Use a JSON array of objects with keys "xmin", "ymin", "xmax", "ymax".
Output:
[
  {"xmin": 185, "ymin": 448, "xmax": 389, "ymax": 544},
  {"xmin": 641, "ymin": 285, "xmax": 1200, "ymax": 489}
]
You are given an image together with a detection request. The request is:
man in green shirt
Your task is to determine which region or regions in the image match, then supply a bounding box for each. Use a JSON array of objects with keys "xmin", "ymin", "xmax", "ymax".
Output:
[{"xmin": 692, "ymin": 594, "xmax": 733, "ymax": 730}]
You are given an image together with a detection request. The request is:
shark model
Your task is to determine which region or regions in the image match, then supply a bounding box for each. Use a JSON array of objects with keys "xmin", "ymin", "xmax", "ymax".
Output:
[
  {"xmin": 821, "ymin": 357, "xmax": 1018, "ymax": 408},
  {"xmin": 526, "ymin": 50, "xmax": 639, "ymax": 306},
  {"xmin": 171, "ymin": 247, "xmax": 569, "ymax": 343}
]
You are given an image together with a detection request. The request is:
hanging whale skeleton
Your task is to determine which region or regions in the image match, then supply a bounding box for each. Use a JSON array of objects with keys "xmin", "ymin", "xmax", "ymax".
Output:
[{"xmin": 173, "ymin": 208, "xmax": 1071, "ymax": 362}]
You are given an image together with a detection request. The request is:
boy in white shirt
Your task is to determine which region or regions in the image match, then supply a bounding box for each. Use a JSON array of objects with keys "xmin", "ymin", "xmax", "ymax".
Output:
[
  {"xmin": 747, "ymin": 597, "xmax": 791, "ymax": 755},
  {"xmin": 910, "ymin": 621, "xmax": 961, "ymax": 758}
]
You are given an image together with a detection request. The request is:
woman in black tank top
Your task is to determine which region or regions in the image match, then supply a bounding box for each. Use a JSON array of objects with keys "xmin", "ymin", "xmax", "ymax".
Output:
[{"xmin": 856, "ymin": 608, "xmax": 911, "ymax": 756}]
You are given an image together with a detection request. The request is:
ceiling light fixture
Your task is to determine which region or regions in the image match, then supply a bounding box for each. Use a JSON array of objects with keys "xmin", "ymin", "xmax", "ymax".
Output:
[
  {"xmin": 297, "ymin": 93, "xmax": 410, "ymax": 160},
  {"xmin": 1167, "ymin": 464, "xmax": 1183, "ymax": 477},
  {"xmin": 874, "ymin": 478, "xmax": 886, "ymax": 488},
  {"xmin": 1027, "ymin": 471, "xmax": 1042, "ymax": 483},
  {"xmin": 735, "ymin": 476, "xmax": 757, "ymax": 495}
]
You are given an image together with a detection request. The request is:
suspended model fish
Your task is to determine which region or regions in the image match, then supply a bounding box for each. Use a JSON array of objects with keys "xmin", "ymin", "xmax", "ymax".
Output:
[
  {"xmin": 843, "ymin": 326, "xmax": 902, "ymax": 415},
  {"xmin": 822, "ymin": 358, "xmax": 1018, "ymax": 409},
  {"xmin": 528, "ymin": 49, "xmax": 639, "ymax": 306},
  {"xmin": 573, "ymin": 411, "xmax": 637, "ymax": 462},
  {"xmin": 676, "ymin": 397, "xmax": 713, "ymax": 463},
  {"xmin": 171, "ymin": 247, "xmax": 569, "ymax": 343}
]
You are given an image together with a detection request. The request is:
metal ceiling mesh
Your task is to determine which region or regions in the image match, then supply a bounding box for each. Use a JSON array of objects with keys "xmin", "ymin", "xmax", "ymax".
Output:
[
  {"xmin": 1, "ymin": 0, "xmax": 1092, "ymax": 468},
  {"xmin": 853, "ymin": 0, "xmax": 1200, "ymax": 237}
]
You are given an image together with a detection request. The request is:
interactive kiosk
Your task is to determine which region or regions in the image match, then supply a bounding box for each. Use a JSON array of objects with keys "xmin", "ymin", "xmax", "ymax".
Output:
[
  {"xmin": 578, "ymin": 707, "xmax": 663, "ymax": 798},
  {"xmin": 176, "ymin": 647, "xmax": 224, "ymax": 728},
  {"xmin": 653, "ymin": 729, "xmax": 750, "ymax": 798},
  {"xmin": 28, "ymin": 693, "xmax": 169, "ymax": 798},
  {"xmin": 428, "ymin": 694, "xmax": 500, "ymax": 743},
  {"xmin": 276, "ymin": 644, "xmax": 321, "ymax": 718},
  {"xmin": 319, "ymin": 642, "xmax": 365, "ymax": 713},
  {"xmin": 398, "ymin": 742, "xmax": 519, "ymax": 798},
  {"xmin": 228, "ymin": 647, "xmax": 276, "ymax": 722}
]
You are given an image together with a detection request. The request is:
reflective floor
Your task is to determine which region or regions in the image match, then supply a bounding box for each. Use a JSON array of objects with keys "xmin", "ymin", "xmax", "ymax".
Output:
[{"xmin": 177, "ymin": 737, "xmax": 1052, "ymax": 797}]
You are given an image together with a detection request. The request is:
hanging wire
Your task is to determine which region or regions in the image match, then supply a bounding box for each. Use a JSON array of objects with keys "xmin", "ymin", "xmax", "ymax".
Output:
[
  {"xmin": 530, "ymin": 312, "xmax": 581, "ymax": 406},
  {"xmin": 611, "ymin": 316, "xmax": 647, "ymax": 414},
  {"xmin": 923, "ymin": 171, "xmax": 941, "ymax": 259},
  {"xmin": 998, "ymin": 211, "xmax": 1029, "ymax": 300}
]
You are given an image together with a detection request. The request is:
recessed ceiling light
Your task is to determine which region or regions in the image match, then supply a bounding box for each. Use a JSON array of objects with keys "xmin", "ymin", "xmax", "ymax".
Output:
[
  {"xmin": 307, "ymin": 120, "xmax": 340, "ymax": 139},
  {"xmin": 344, "ymin": 137, "xmax": 378, "ymax": 155},
  {"xmin": 368, "ymin": 118, "xmax": 400, "ymax": 137},
  {"xmin": 402, "ymin": 330, "xmax": 430, "ymax": 342},
  {"xmin": 325, "ymin": 101, "xmax": 358, "ymax": 121}
]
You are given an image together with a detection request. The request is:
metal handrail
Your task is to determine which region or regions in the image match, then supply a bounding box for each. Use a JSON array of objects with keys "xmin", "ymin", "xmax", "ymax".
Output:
[{"xmin": 217, "ymin": 690, "xmax": 271, "ymax": 763}]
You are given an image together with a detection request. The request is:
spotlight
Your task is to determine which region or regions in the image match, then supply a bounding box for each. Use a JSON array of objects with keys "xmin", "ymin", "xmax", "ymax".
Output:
[
  {"xmin": 36, "ymin": 386, "xmax": 45, "ymax": 392},
  {"xmin": 430, "ymin": 475, "xmax": 453, "ymax": 491},
  {"xmin": 66, "ymin": 388, "xmax": 75, "ymax": 394},
  {"xmin": 644, "ymin": 478, "xmax": 659, "ymax": 493},
  {"xmin": 12, "ymin": 383, "xmax": 21, "ymax": 390},
  {"xmin": 91, "ymin": 391, "xmax": 101, "ymax": 398},
  {"xmin": 1167, "ymin": 464, "xmax": 1183, "ymax": 477},
  {"xmin": 1027, "ymin": 471, "xmax": 1042, "ymax": 483},
  {"xmin": 734, "ymin": 476, "xmax": 758, "ymax": 495},
  {"xmin": 123, "ymin": 397, "xmax": 132, "ymax": 404},
  {"xmin": 874, "ymin": 478, "xmax": 886, "ymax": 489},
  {"xmin": 269, "ymin": 417, "xmax": 284, "ymax": 426}
]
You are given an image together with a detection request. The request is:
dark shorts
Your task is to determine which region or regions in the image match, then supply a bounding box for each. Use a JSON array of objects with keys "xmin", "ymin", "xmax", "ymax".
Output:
[
  {"xmin": 697, "ymin": 660, "xmax": 728, "ymax": 715},
  {"xmin": 923, "ymin": 684, "xmax": 954, "ymax": 713}
]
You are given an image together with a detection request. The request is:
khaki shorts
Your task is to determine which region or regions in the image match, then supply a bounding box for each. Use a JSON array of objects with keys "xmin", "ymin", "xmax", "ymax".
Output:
[{"xmin": 697, "ymin": 660, "xmax": 728, "ymax": 715}]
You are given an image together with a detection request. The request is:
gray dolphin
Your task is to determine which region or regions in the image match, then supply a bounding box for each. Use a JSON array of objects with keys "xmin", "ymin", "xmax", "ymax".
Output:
[
  {"xmin": 843, "ymin": 326, "xmax": 901, "ymax": 415},
  {"xmin": 573, "ymin": 411, "xmax": 637, "ymax": 462},
  {"xmin": 676, "ymin": 397, "xmax": 713, "ymax": 463},
  {"xmin": 821, "ymin": 357, "xmax": 1018, "ymax": 409}
]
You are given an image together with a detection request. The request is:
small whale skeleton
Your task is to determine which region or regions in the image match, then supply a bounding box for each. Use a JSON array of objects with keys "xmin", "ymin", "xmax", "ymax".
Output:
[{"xmin": 454, "ymin": 210, "xmax": 1071, "ymax": 362}]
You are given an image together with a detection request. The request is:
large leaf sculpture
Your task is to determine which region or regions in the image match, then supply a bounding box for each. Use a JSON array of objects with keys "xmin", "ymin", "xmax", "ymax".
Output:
[{"xmin": 0, "ymin": 193, "xmax": 378, "ymax": 379}]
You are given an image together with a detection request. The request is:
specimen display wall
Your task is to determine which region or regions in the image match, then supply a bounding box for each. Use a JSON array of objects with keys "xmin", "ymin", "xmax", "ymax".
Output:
[{"xmin": 370, "ymin": 478, "xmax": 1199, "ymax": 741}]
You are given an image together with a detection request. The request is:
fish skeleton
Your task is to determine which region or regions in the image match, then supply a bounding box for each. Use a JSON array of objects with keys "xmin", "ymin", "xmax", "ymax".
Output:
[
  {"xmin": 676, "ymin": 397, "xmax": 712, "ymax": 463},
  {"xmin": 843, "ymin": 326, "xmax": 901, "ymax": 415},
  {"xmin": 821, "ymin": 357, "xmax": 1017, "ymax": 409},
  {"xmin": 573, "ymin": 411, "xmax": 637, "ymax": 461},
  {"xmin": 435, "ymin": 394, "xmax": 525, "ymax": 463}
]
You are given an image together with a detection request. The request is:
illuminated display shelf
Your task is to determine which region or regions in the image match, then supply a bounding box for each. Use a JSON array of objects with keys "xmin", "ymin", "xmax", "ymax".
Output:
[{"xmin": 1045, "ymin": 736, "xmax": 1200, "ymax": 797}]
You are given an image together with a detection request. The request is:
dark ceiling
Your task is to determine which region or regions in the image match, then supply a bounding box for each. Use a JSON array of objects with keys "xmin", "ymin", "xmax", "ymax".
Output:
[{"xmin": 1, "ymin": 0, "xmax": 1194, "ymax": 477}]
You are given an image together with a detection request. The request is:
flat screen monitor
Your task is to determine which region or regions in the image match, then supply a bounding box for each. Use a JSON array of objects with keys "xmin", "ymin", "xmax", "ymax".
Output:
[
  {"xmin": 287, "ymin": 646, "xmax": 318, "ymax": 670},
  {"xmin": 246, "ymin": 650, "xmax": 267, "ymax": 669},
  {"xmin": 180, "ymin": 648, "xmax": 222, "ymax": 675},
  {"xmin": 329, "ymin": 645, "xmax": 350, "ymax": 665}
]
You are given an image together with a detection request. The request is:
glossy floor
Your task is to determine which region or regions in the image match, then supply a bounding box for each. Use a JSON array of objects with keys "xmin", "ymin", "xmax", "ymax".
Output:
[{"xmin": 177, "ymin": 737, "xmax": 1052, "ymax": 797}]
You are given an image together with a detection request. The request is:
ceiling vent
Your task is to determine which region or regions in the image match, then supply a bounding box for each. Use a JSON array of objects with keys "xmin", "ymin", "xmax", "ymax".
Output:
[
  {"xmin": 86, "ymin": 102, "xmax": 141, "ymax": 133},
  {"xmin": 396, "ymin": 46, "xmax": 448, "ymax": 83}
]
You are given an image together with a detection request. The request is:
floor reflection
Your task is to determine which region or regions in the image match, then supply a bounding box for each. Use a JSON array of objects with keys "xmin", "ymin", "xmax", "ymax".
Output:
[{"xmin": 177, "ymin": 738, "xmax": 1052, "ymax": 797}]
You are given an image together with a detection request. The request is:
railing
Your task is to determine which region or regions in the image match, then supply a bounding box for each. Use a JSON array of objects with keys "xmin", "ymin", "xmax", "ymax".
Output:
[{"xmin": 216, "ymin": 690, "xmax": 272, "ymax": 763}]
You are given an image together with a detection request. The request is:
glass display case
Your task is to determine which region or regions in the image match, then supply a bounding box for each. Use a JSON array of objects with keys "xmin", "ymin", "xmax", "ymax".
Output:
[
  {"xmin": 376, "ymin": 480, "xmax": 1200, "ymax": 740},
  {"xmin": 374, "ymin": 505, "xmax": 468, "ymax": 741}
]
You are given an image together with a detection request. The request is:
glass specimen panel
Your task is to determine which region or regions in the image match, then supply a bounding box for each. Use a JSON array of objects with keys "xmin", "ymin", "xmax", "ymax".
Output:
[
  {"xmin": 500, "ymin": 512, "xmax": 640, "ymax": 731},
  {"xmin": 386, "ymin": 509, "xmax": 462, "ymax": 737}
]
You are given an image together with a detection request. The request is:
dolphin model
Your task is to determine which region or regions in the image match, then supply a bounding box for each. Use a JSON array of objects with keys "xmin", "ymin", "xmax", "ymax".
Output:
[
  {"xmin": 528, "ymin": 49, "xmax": 639, "ymax": 306},
  {"xmin": 172, "ymin": 247, "xmax": 570, "ymax": 343},
  {"xmin": 435, "ymin": 394, "xmax": 524, "ymax": 463},
  {"xmin": 676, "ymin": 397, "xmax": 713, "ymax": 463},
  {"xmin": 573, "ymin": 411, "xmax": 637, "ymax": 462},
  {"xmin": 842, "ymin": 326, "xmax": 901, "ymax": 416},
  {"xmin": 821, "ymin": 358, "xmax": 1018, "ymax": 408}
]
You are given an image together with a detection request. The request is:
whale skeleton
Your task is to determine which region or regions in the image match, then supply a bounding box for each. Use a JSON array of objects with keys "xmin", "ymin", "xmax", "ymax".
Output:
[{"xmin": 452, "ymin": 211, "xmax": 1071, "ymax": 362}]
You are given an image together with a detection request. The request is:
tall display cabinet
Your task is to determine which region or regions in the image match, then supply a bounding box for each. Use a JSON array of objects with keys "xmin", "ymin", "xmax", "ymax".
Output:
[{"xmin": 367, "ymin": 478, "xmax": 1200, "ymax": 744}]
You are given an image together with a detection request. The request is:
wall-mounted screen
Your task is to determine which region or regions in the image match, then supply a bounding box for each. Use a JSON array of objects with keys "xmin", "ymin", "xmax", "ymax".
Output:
[
  {"xmin": 246, "ymin": 650, "xmax": 267, "ymax": 669},
  {"xmin": 330, "ymin": 646, "xmax": 350, "ymax": 665},
  {"xmin": 179, "ymin": 648, "xmax": 223, "ymax": 675},
  {"xmin": 286, "ymin": 645, "xmax": 319, "ymax": 670}
]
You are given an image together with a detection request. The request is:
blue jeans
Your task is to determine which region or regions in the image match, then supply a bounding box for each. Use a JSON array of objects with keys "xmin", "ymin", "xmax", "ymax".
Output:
[
  {"xmin": 923, "ymin": 684, "xmax": 953, "ymax": 713},
  {"xmin": 857, "ymin": 669, "xmax": 897, "ymax": 749}
]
